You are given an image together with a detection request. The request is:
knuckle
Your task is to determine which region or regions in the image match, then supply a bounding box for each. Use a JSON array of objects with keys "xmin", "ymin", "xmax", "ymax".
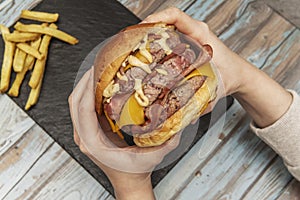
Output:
[
  {"xmin": 167, "ymin": 6, "xmax": 181, "ymax": 15},
  {"xmin": 79, "ymin": 144, "xmax": 88, "ymax": 155},
  {"xmin": 74, "ymin": 137, "xmax": 79, "ymax": 146},
  {"xmin": 198, "ymin": 21, "xmax": 210, "ymax": 32},
  {"xmin": 68, "ymin": 95, "xmax": 72, "ymax": 105}
]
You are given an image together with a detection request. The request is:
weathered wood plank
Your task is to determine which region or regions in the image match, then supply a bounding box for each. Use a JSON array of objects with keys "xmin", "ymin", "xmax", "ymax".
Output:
[
  {"xmin": 242, "ymin": 157, "xmax": 293, "ymax": 200},
  {"xmin": 154, "ymin": 2, "xmax": 296, "ymax": 199},
  {"xmin": 0, "ymin": 94, "xmax": 35, "ymax": 157},
  {"xmin": 239, "ymin": 14, "xmax": 295, "ymax": 68},
  {"xmin": 4, "ymin": 143, "xmax": 111, "ymax": 200},
  {"xmin": 264, "ymin": 0, "xmax": 300, "ymax": 28},
  {"xmin": 155, "ymin": 0, "xmax": 196, "ymax": 13},
  {"xmin": 116, "ymin": 0, "xmax": 165, "ymax": 19},
  {"xmin": 239, "ymin": 29, "xmax": 300, "ymax": 199},
  {"xmin": 0, "ymin": 0, "xmax": 42, "ymax": 27},
  {"xmin": 185, "ymin": 0, "xmax": 226, "ymax": 22},
  {"xmin": 175, "ymin": 32, "xmax": 300, "ymax": 199},
  {"xmin": 219, "ymin": 2, "xmax": 273, "ymax": 53},
  {"xmin": 154, "ymin": 102, "xmax": 247, "ymax": 199},
  {"xmin": 176, "ymin": 123, "xmax": 279, "ymax": 200},
  {"xmin": 0, "ymin": 124, "xmax": 53, "ymax": 199},
  {"xmin": 277, "ymin": 179, "xmax": 300, "ymax": 200},
  {"xmin": 207, "ymin": 0, "xmax": 257, "ymax": 35},
  {"xmin": 262, "ymin": 29, "xmax": 300, "ymax": 90}
]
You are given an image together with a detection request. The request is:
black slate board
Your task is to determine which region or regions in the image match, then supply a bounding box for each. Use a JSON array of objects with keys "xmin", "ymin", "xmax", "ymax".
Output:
[{"xmin": 0, "ymin": 0, "xmax": 233, "ymax": 196}]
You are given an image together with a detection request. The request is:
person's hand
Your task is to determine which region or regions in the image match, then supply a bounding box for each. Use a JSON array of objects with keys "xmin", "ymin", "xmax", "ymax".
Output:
[
  {"xmin": 143, "ymin": 7, "xmax": 292, "ymax": 127},
  {"xmin": 68, "ymin": 67, "xmax": 180, "ymax": 200},
  {"xmin": 142, "ymin": 7, "xmax": 252, "ymax": 115}
]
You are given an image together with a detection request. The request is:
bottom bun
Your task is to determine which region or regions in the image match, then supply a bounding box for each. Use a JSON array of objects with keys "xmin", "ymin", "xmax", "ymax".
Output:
[{"xmin": 133, "ymin": 78, "xmax": 217, "ymax": 147}]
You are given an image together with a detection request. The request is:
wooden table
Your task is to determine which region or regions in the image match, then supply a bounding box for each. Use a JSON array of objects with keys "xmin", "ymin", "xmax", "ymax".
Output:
[{"xmin": 0, "ymin": 0, "xmax": 299, "ymax": 199}]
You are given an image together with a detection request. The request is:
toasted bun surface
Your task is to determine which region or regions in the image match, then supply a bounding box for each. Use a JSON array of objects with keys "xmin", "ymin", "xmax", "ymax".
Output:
[
  {"xmin": 133, "ymin": 78, "xmax": 217, "ymax": 147},
  {"xmin": 94, "ymin": 23, "xmax": 217, "ymax": 147}
]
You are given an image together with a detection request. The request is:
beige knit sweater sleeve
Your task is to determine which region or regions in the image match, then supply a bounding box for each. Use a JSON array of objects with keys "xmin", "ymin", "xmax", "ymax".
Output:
[{"xmin": 250, "ymin": 90, "xmax": 300, "ymax": 181}]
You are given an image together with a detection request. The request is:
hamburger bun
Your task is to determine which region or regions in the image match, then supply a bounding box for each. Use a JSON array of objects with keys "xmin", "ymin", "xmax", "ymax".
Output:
[{"xmin": 94, "ymin": 23, "xmax": 217, "ymax": 147}]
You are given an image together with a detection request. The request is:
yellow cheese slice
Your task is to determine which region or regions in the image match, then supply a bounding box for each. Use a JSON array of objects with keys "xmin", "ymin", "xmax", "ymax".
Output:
[
  {"xmin": 104, "ymin": 110, "xmax": 124, "ymax": 139},
  {"xmin": 104, "ymin": 110, "xmax": 118, "ymax": 132},
  {"xmin": 180, "ymin": 62, "xmax": 215, "ymax": 86},
  {"xmin": 117, "ymin": 94, "xmax": 145, "ymax": 128},
  {"xmin": 185, "ymin": 63, "xmax": 215, "ymax": 80},
  {"xmin": 197, "ymin": 62, "xmax": 215, "ymax": 79}
]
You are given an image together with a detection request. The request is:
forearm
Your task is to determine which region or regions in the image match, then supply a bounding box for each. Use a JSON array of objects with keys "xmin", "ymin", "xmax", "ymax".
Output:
[
  {"xmin": 113, "ymin": 178, "xmax": 155, "ymax": 200},
  {"xmin": 232, "ymin": 60, "xmax": 292, "ymax": 128}
]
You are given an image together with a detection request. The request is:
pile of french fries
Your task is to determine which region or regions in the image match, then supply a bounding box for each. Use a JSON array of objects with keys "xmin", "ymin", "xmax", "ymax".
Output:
[{"xmin": 0, "ymin": 10, "xmax": 78, "ymax": 110}]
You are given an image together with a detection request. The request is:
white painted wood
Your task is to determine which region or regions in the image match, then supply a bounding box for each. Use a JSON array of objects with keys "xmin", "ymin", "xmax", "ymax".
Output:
[
  {"xmin": 4, "ymin": 143, "xmax": 112, "ymax": 200},
  {"xmin": 262, "ymin": 29, "xmax": 300, "ymax": 90},
  {"xmin": 219, "ymin": 2, "xmax": 273, "ymax": 53},
  {"xmin": 207, "ymin": 0, "xmax": 256, "ymax": 35},
  {"xmin": 154, "ymin": 2, "xmax": 295, "ymax": 199},
  {"xmin": 242, "ymin": 157, "xmax": 293, "ymax": 200},
  {"xmin": 0, "ymin": 0, "xmax": 42, "ymax": 27},
  {"xmin": 155, "ymin": 0, "xmax": 196, "ymax": 13},
  {"xmin": 0, "ymin": 94, "xmax": 35, "ymax": 156},
  {"xmin": 239, "ymin": 14, "xmax": 295, "ymax": 68},
  {"xmin": 176, "ymin": 124, "xmax": 281, "ymax": 200},
  {"xmin": 0, "ymin": 0, "xmax": 298, "ymax": 199},
  {"xmin": 277, "ymin": 179, "xmax": 300, "ymax": 200},
  {"xmin": 0, "ymin": 124, "xmax": 53, "ymax": 199},
  {"xmin": 185, "ymin": 0, "xmax": 226, "ymax": 22},
  {"xmin": 154, "ymin": 101, "xmax": 247, "ymax": 199}
]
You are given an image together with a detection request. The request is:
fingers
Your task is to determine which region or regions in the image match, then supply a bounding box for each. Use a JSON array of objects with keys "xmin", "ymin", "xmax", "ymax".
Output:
[
  {"xmin": 73, "ymin": 129, "xmax": 80, "ymax": 146},
  {"xmin": 163, "ymin": 131, "xmax": 182, "ymax": 152},
  {"xmin": 78, "ymin": 67, "xmax": 96, "ymax": 113},
  {"xmin": 69, "ymin": 67, "xmax": 93, "ymax": 107},
  {"xmin": 69, "ymin": 66, "xmax": 111, "ymax": 153},
  {"xmin": 142, "ymin": 7, "xmax": 210, "ymax": 44},
  {"xmin": 68, "ymin": 68, "xmax": 93, "ymax": 129},
  {"xmin": 69, "ymin": 67, "xmax": 93, "ymax": 146},
  {"xmin": 76, "ymin": 68, "xmax": 102, "ymax": 137}
]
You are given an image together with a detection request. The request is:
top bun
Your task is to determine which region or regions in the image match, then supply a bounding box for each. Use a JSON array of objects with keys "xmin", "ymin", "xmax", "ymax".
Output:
[{"xmin": 94, "ymin": 23, "xmax": 174, "ymax": 114}]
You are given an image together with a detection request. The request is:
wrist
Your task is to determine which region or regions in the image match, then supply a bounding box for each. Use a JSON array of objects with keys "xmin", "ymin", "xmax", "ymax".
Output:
[
  {"xmin": 232, "ymin": 63, "xmax": 292, "ymax": 127},
  {"xmin": 113, "ymin": 177, "xmax": 155, "ymax": 200}
]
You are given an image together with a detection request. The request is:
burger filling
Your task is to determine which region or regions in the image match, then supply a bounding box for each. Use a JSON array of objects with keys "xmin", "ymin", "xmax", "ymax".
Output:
[{"xmin": 102, "ymin": 28, "xmax": 213, "ymax": 136}]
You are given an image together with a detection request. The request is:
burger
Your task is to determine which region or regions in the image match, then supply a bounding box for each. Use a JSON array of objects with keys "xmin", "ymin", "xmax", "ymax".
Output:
[{"xmin": 94, "ymin": 23, "xmax": 218, "ymax": 147}]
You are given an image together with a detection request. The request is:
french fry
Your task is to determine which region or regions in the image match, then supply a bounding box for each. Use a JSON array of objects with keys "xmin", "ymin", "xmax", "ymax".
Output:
[
  {"xmin": 21, "ymin": 10, "xmax": 59, "ymax": 23},
  {"xmin": 13, "ymin": 47, "xmax": 27, "ymax": 72},
  {"xmin": 0, "ymin": 25, "xmax": 15, "ymax": 93},
  {"xmin": 17, "ymin": 43, "xmax": 44, "ymax": 60},
  {"xmin": 25, "ymin": 73, "xmax": 43, "ymax": 110},
  {"xmin": 8, "ymin": 37, "xmax": 43, "ymax": 96},
  {"xmin": 8, "ymin": 63, "xmax": 29, "ymax": 97},
  {"xmin": 29, "ymin": 23, "xmax": 57, "ymax": 89},
  {"xmin": 25, "ymin": 37, "xmax": 42, "ymax": 70},
  {"xmin": 13, "ymin": 48, "xmax": 20, "ymax": 69},
  {"xmin": 14, "ymin": 22, "xmax": 78, "ymax": 45},
  {"xmin": 4, "ymin": 32, "xmax": 40, "ymax": 42}
]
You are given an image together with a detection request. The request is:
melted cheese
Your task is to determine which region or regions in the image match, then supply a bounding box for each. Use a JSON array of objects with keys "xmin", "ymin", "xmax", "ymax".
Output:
[
  {"xmin": 103, "ymin": 81, "xmax": 119, "ymax": 98},
  {"xmin": 117, "ymin": 94, "xmax": 145, "ymax": 128},
  {"xmin": 104, "ymin": 111, "xmax": 124, "ymax": 139},
  {"xmin": 197, "ymin": 62, "xmax": 215, "ymax": 78},
  {"xmin": 180, "ymin": 63, "xmax": 216, "ymax": 85}
]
